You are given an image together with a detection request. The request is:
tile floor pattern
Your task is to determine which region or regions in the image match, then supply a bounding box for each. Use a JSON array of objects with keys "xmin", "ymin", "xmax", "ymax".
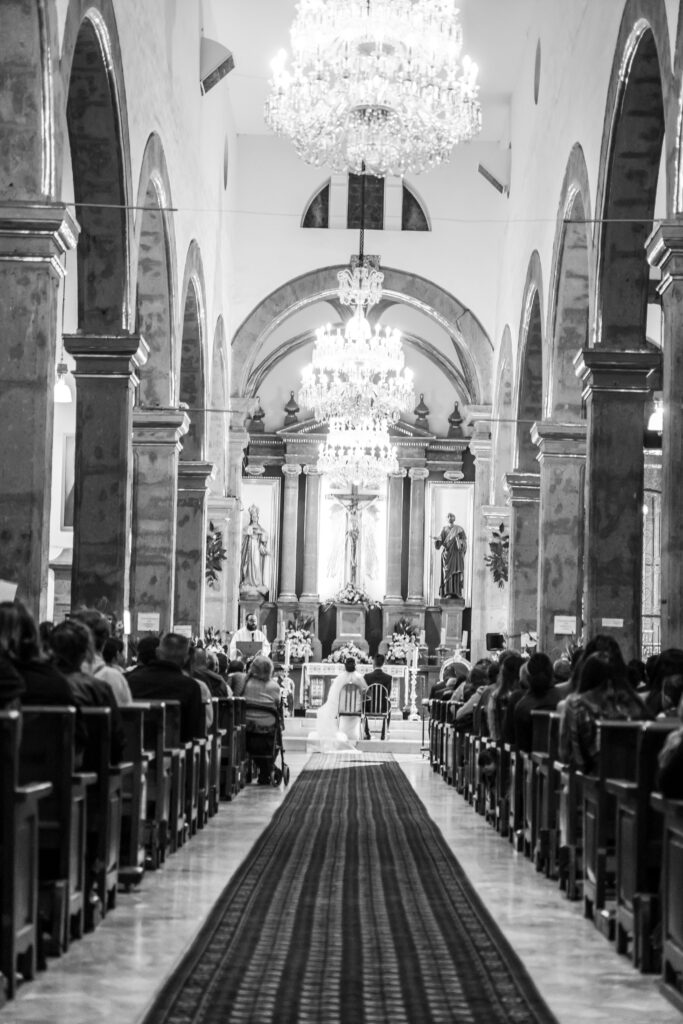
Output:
[{"xmin": 2, "ymin": 753, "xmax": 680, "ymax": 1024}]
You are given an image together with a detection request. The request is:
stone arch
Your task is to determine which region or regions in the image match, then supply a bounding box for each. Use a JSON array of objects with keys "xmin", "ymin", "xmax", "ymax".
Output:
[
  {"xmin": 208, "ymin": 317, "xmax": 228, "ymax": 493},
  {"xmin": 594, "ymin": 1, "xmax": 672, "ymax": 347},
  {"xmin": 546, "ymin": 143, "xmax": 593, "ymax": 421},
  {"xmin": 178, "ymin": 242, "xmax": 207, "ymax": 461},
  {"xmin": 63, "ymin": 3, "xmax": 133, "ymax": 332},
  {"xmin": 515, "ymin": 253, "xmax": 544, "ymax": 471},
  {"xmin": 231, "ymin": 266, "xmax": 492, "ymax": 405},
  {"xmin": 492, "ymin": 326, "xmax": 515, "ymax": 504},
  {"xmin": 133, "ymin": 133, "xmax": 177, "ymax": 407},
  {"xmin": 0, "ymin": 0, "xmax": 61, "ymax": 200}
]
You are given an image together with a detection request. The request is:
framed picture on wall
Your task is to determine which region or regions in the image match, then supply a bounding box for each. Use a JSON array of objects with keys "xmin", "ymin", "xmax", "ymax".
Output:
[
  {"xmin": 239, "ymin": 477, "xmax": 281, "ymax": 603},
  {"xmin": 61, "ymin": 434, "xmax": 75, "ymax": 530},
  {"xmin": 424, "ymin": 481, "xmax": 475, "ymax": 605}
]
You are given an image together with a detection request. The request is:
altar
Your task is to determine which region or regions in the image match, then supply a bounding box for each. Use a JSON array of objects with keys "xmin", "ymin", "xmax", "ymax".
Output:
[{"xmin": 300, "ymin": 662, "xmax": 409, "ymax": 711}]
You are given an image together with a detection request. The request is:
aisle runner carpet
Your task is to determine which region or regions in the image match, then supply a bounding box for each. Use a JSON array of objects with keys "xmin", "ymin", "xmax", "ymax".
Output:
[{"xmin": 144, "ymin": 753, "xmax": 558, "ymax": 1024}]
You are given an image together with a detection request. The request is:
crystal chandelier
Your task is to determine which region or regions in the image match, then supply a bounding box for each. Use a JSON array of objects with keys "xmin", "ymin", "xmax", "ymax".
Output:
[
  {"xmin": 265, "ymin": 0, "xmax": 481, "ymax": 177},
  {"xmin": 318, "ymin": 416, "xmax": 398, "ymax": 488}
]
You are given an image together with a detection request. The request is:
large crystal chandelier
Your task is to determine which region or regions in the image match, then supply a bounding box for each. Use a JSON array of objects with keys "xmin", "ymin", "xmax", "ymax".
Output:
[
  {"xmin": 318, "ymin": 416, "xmax": 399, "ymax": 488},
  {"xmin": 265, "ymin": 0, "xmax": 481, "ymax": 177}
]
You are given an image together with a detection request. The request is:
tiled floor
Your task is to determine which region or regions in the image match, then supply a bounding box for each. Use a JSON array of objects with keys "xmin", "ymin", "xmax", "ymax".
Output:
[{"xmin": 2, "ymin": 753, "xmax": 680, "ymax": 1023}]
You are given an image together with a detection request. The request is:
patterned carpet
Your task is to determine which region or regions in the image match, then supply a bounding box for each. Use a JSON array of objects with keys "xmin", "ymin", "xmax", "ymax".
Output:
[{"xmin": 143, "ymin": 753, "xmax": 557, "ymax": 1024}]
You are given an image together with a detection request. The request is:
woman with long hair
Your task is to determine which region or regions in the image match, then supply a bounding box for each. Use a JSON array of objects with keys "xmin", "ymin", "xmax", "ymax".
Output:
[{"xmin": 309, "ymin": 656, "xmax": 368, "ymax": 752}]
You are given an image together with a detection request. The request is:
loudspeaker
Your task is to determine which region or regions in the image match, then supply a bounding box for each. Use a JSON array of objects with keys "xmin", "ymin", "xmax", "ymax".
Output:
[
  {"xmin": 200, "ymin": 37, "xmax": 235, "ymax": 95},
  {"xmin": 485, "ymin": 632, "xmax": 506, "ymax": 651}
]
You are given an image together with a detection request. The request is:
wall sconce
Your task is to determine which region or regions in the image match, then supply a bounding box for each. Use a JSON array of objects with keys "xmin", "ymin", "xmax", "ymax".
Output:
[{"xmin": 54, "ymin": 361, "xmax": 72, "ymax": 403}]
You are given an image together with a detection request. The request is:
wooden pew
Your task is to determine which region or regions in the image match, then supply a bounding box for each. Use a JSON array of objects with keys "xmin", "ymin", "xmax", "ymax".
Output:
[
  {"xmin": 163, "ymin": 701, "xmax": 188, "ymax": 851},
  {"xmin": 139, "ymin": 701, "xmax": 172, "ymax": 868},
  {"xmin": 650, "ymin": 792, "xmax": 683, "ymax": 1010},
  {"xmin": 606, "ymin": 721, "xmax": 677, "ymax": 970},
  {"xmin": 207, "ymin": 698, "xmax": 224, "ymax": 816},
  {"xmin": 493, "ymin": 741, "xmax": 510, "ymax": 836},
  {"xmin": 118, "ymin": 706, "xmax": 151, "ymax": 888},
  {"xmin": 506, "ymin": 743, "xmax": 525, "ymax": 851},
  {"xmin": 80, "ymin": 708, "xmax": 133, "ymax": 926},
  {"xmin": 218, "ymin": 697, "xmax": 238, "ymax": 800},
  {"xmin": 235, "ymin": 697, "xmax": 248, "ymax": 789},
  {"xmin": 580, "ymin": 720, "xmax": 642, "ymax": 934},
  {"xmin": 0, "ymin": 711, "xmax": 52, "ymax": 999},
  {"xmin": 531, "ymin": 711, "xmax": 561, "ymax": 877},
  {"xmin": 19, "ymin": 708, "xmax": 96, "ymax": 954}
]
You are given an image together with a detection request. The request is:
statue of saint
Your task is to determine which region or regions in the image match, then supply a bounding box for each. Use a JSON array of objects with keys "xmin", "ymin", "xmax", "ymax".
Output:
[
  {"xmin": 434, "ymin": 512, "xmax": 467, "ymax": 599},
  {"xmin": 240, "ymin": 504, "xmax": 269, "ymax": 595}
]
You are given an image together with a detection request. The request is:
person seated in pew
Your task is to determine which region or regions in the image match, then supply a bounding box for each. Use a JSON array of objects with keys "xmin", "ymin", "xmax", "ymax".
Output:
[
  {"xmin": 70, "ymin": 608, "xmax": 133, "ymax": 706},
  {"xmin": 657, "ymin": 694, "xmax": 683, "ymax": 798},
  {"xmin": 454, "ymin": 663, "xmax": 493, "ymax": 732},
  {"xmin": 487, "ymin": 650, "xmax": 524, "ymax": 742},
  {"xmin": 643, "ymin": 648, "xmax": 683, "ymax": 717},
  {"xmin": 429, "ymin": 662, "xmax": 466, "ymax": 701},
  {"xmin": 226, "ymin": 659, "xmax": 247, "ymax": 697},
  {"xmin": 0, "ymin": 602, "xmax": 27, "ymax": 710},
  {"xmin": 512, "ymin": 653, "xmax": 559, "ymax": 754},
  {"xmin": 102, "ymin": 636, "xmax": 125, "ymax": 669},
  {"xmin": 190, "ymin": 645, "xmax": 231, "ymax": 698},
  {"xmin": 48, "ymin": 618, "xmax": 127, "ymax": 764},
  {"xmin": 127, "ymin": 632, "xmax": 208, "ymax": 743},
  {"xmin": 657, "ymin": 672, "xmax": 683, "ymax": 719},
  {"xmin": 243, "ymin": 655, "xmax": 283, "ymax": 784},
  {"xmin": 558, "ymin": 636, "xmax": 650, "ymax": 773},
  {"xmin": 126, "ymin": 635, "xmax": 160, "ymax": 677}
]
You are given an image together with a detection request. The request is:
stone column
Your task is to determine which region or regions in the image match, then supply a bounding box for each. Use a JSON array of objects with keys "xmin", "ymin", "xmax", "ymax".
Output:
[
  {"xmin": 384, "ymin": 470, "xmax": 406, "ymax": 602},
  {"xmin": 174, "ymin": 461, "xmax": 215, "ymax": 636},
  {"xmin": 481, "ymin": 505, "xmax": 511, "ymax": 649},
  {"xmin": 406, "ymin": 467, "xmax": 429, "ymax": 604},
  {"xmin": 64, "ymin": 333, "xmax": 149, "ymax": 617},
  {"xmin": 225, "ymin": 407, "xmax": 250, "ymax": 630},
  {"xmin": 505, "ymin": 470, "xmax": 541, "ymax": 649},
  {"xmin": 0, "ymin": 204, "xmax": 78, "ymax": 618},
  {"xmin": 531, "ymin": 422, "xmax": 587, "ymax": 657},
  {"xmin": 469, "ymin": 423, "xmax": 494, "ymax": 661},
  {"xmin": 279, "ymin": 464, "xmax": 302, "ymax": 601},
  {"xmin": 647, "ymin": 223, "xmax": 683, "ymax": 647},
  {"xmin": 204, "ymin": 495, "xmax": 234, "ymax": 632},
  {"xmin": 300, "ymin": 466, "xmax": 322, "ymax": 601},
  {"xmin": 574, "ymin": 349, "xmax": 659, "ymax": 658},
  {"xmin": 131, "ymin": 408, "xmax": 189, "ymax": 637}
]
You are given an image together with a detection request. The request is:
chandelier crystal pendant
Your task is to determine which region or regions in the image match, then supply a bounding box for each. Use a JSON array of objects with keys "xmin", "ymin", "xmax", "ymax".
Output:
[
  {"xmin": 265, "ymin": 0, "xmax": 481, "ymax": 177},
  {"xmin": 318, "ymin": 416, "xmax": 399, "ymax": 488}
]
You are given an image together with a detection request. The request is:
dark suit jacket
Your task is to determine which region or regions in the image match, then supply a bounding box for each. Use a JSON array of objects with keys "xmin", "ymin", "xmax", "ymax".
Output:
[
  {"xmin": 364, "ymin": 668, "xmax": 393, "ymax": 694},
  {"xmin": 127, "ymin": 659, "xmax": 206, "ymax": 742}
]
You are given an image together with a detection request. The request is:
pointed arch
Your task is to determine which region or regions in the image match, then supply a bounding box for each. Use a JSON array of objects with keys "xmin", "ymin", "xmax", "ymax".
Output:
[
  {"xmin": 178, "ymin": 242, "xmax": 207, "ymax": 461},
  {"xmin": 208, "ymin": 317, "xmax": 228, "ymax": 493},
  {"xmin": 492, "ymin": 326, "xmax": 515, "ymax": 504},
  {"xmin": 515, "ymin": 253, "xmax": 544, "ymax": 471}
]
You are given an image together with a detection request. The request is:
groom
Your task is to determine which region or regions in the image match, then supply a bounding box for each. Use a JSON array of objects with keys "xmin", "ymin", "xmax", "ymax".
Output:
[{"xmin": 364, "ymin": 654, "xmax": 393, "ymax": 739}]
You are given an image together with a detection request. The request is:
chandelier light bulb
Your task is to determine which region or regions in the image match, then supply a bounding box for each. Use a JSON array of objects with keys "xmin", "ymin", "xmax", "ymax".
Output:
[{"xmin": 265, "ymin": 0, "xmax": 482, "ymax": 177}]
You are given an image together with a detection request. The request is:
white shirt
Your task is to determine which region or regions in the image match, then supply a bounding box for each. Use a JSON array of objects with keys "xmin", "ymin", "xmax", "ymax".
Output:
[{"xmin": 228, "ymin": 627, "xmax": 271, "ymax": 659}]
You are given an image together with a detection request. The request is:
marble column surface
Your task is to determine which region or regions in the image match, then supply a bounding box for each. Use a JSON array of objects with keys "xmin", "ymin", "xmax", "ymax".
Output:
[
  {"xmin": 506, "ymin": 470, "xmax": 541, "ymax": 647},
  {"xmin": 279, "ymin": 464, "xmax": 302, "ymax": 601},
  {"xmin": 4, "ymin": 753, "xmax": 680, "ymax": 1024},
  {"xmin": 384, "ymin": 470, "xmax": 406, "ymax": 602},
  {"xmin": 300, "ymin": 466, "xmax": 322, "ymax": 601},
  {"xmin": 406, "ymin": 467, "xmax": 429, "ymax": 604},
  {"xmin": 469, "ymin": 432, "xmax": 494, "ymax": 662},
  {"xmin": 174, "ymin": 460, "xmax": 214, "ymax": 635}
]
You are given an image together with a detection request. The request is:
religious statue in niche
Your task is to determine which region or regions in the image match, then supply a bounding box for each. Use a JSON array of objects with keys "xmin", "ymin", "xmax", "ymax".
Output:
[
  {"xmin": 240, "ymin": 504, "xmax": 270, "ymax": 596},
  {"xmin": 326, "ymin": 489, "xmax": 380, "ymax": 594},
  {"xmin": 434, "ymin": 512, "xmax": 468, "ymax": 599}
]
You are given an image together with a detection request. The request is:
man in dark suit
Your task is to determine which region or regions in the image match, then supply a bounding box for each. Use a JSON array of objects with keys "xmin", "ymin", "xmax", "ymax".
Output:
[
  {"xmin": 364, "ymin": 654, "xmax": 393, "ymax": 738},
  {"xmin": 127, "ymin": 632, "xmax": 206, "ymax": 742}
]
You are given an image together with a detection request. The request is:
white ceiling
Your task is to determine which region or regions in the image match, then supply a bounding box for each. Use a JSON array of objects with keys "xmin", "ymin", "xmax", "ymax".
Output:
[{"xmin": 219, "ymin": 0, "xmax": 538, "ymax": 145}]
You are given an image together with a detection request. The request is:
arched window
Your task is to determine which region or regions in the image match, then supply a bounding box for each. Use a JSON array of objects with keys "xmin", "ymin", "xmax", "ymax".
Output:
[
  {"xmin": 402, "ymin": 185, "xmax": 429, "ymax": 231},
  {"xmin": 302, "ymin": 182, "xmax": 330, "ymax": 228}
]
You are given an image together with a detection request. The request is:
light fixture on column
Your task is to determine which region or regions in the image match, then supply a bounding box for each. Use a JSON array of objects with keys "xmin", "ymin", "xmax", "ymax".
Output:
[
  {"xmin": 265, "ymin": 0, "xmax": 481, "ymax": 177},
  {"xmin": 647, "ymin": 398, "xmax": 663, "ymax": 432},
  {"xmin": 54, "ymin": 348, "xmax": 72, "ymax": 404}
]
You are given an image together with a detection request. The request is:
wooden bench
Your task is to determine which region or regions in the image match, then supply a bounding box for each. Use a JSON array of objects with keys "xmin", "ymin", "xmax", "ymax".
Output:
[
  {"xmin": 0, "ymin": 711, "xmax": 52, "ymax": 999},
  {"xmin": 118, "ymin": 706, "xmax": 152, "ymax": 888},
  {"xmin": 80, "ymin": 708, "xmax": 133, "ymax": 925},
  {"xmin": 162, "ymin": 701, "xmax": 188, "ymax": 851},
  {"xmin": 139, "ymin": 701, "xmax": 172, "ymax": 867},
  {"xmin": 19, "ymin": 707, "xmax": 96, "ymax": 955},
  {"xmin": 207, "ymin": 698, "xmax": 225, "ymax": 816},
  {"xmin": 218, "ymin": 697, "xmax": 238, "ymax": 800},
  {"xmin": 606, "ymin": 721, "xmax": 677, "ymax": 970},
  {"xmin": 650, "ymin": 792, "xmax": 683, "ymax": 1010},
  {"xmin": 530, "ymin": 712, "xmax": 561, "ymax": 876}
]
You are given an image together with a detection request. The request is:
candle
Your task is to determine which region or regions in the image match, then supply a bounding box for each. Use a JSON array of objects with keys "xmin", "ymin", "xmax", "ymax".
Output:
[
  {"xmin": 411, "ymin": 646, "xmax": 419, "ymax": 671},
  {"xmin": 440, "ymin": 627, "xmax": 446, "ymax": 646},
  {"xmin": 284, "ymin": 639, "xmax": 291, "ymax": 665},
  {"xmin": 419, "ymin": 629, "xmax": 426, "ymax": 646}
]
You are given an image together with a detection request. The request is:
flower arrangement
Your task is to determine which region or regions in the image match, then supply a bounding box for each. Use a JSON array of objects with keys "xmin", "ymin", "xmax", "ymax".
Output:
[
  {"xmin": 484, "ymin": 522, "xmax": 509, "ymax": 588},
  {"xmin": 330, "ymin": 582, "xmax": 381, "ymax": 610},
  {"xmin": 324, "ymin": 642, "xmax": 371, "ymax": 665},
  {"xmin": 284, "ymin": 624, "xmax": 314, "ymax": 660},
  {"xmin": 194, "ymin": 627, "xmax": 229, "ymax": 653},
  {"xmin": 385, "ymin": 617, "xmax": 419, "ymax": 663},
  {"xmin": 205, "ymin": 520, "xmax": 228, "ymax": 589}
]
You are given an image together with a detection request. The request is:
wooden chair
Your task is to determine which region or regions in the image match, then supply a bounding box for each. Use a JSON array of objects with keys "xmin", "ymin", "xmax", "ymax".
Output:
[
  {"xmin": 0, "ymin": 711, "xmax": 52, "ymax": 999},
  {"xmin": 650, "ymin": 792, "xmax": 683, "ymax": 1009},
  {"xmin": 118, "ymin": 706, "xmax": 151, "ymax": 888},
  {"xmin": 19, "ymin": 708, "xmax": 96, "ymax": 955},
  {"xmin": 80, "ymin": 708, "xmax": 132, "ymax": 926},
  {"xmin": 364, "ymin": 683, "xmax": 390, "ymax": 740},
  {"xmin": 606, "ymin": 721, "xmax": 677, "ymax": 970},
  {"xmin": 337, "ymin": 684, "xmax": 363, "ymax": 743}
]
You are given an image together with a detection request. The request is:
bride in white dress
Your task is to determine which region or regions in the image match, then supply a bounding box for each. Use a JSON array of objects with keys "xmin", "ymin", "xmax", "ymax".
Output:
[{"xmin": 309, "ymin": 657, "xmax": 368, "ymax": 752}]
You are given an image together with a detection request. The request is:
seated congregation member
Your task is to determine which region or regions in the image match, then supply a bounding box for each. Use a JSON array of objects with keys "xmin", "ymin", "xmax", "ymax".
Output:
[
  {"xmin": 126, "ymin": 635, "xmax": 160, "ymax": 678},
  {"xmin": 243, "ymin": 655, "xmax": 282, "ymax": 784},
  {"xmin": 657, "ymin": 694, "xmax": 683, "ymax": 798},
  {"xmin": 643, "ymin": 648, "xmax": 683, "ymax": 717},
  {"xmin": 429, "ymin": 661, "xmax": 465, "ymax": 700},
  {"xmin": 513, "ymin": 653, "xmax": 559, "ymax": 754},
  {"xmin": 190, "ymin": 645, "xmax": 230, "ymax": 698},
  {"xmin": 550, "ymin": 657, "xmax": 573, "ymax": 701},
  {"xmin": 2, "ymin": 600, "xmax": 70, "ymax": 706},
  {"xmin": 228, "ymin": 612, "xmax": 270, "ymax": 659},
  {"xmin": 49, "ymin": 619, "xmax": 127, "ymax": 764},
  {"xmin": 70, "ymin": 608, "xmax": 132, "ymax": 705},
  {"xmin": 454, "ymin": 662, "xmax": 492, "ymax": 732},
  {"xmin": 658, "ymin": 672, "xmax": 683, "ymax": 719},
  {"xmin": 0, "ymin": 601, "xmax": 29, "ymax": 709},
  {"xmin": 558, "ymin": 635, "xmax": 650, "ymax": 773},
  {"xmin": 487, "ymin": 651, "xmax": 524, "ymax": 741},
  {"xmin": 226, "ymin": 658, "xmax": 247, "ymax": 697},
  {"xmin": 127, "ymin": 632, "xmax": 207, "ymax": 743}
]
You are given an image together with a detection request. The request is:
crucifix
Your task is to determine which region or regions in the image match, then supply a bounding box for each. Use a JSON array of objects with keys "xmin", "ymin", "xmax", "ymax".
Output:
[{"xmin": 328, "ymin": 485, "xmax": 379, "ymax": 588}]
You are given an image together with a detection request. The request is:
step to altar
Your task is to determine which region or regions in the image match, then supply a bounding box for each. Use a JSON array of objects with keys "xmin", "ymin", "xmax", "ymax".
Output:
[{"xmin": 282, "ymin": 716, "xmax": 426, "ymax": 755}]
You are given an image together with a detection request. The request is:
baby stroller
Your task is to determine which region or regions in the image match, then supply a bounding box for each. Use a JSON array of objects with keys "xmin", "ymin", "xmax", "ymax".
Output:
[{"xmin": 244, "ymin": 701, "xmax": 291, "ymax": 786}]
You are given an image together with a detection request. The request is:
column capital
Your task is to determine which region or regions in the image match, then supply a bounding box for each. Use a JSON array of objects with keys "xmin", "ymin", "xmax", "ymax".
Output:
[
  {"xmin": 133, "ymin": 407, "xmax": 190, "ymax": 447},
  {"xmin": 646, "ymin": 220, "xmax": 683, "ymax": 292},
  {"xmin": 482, "ymin": 505, "xmax": 510, "ymax": 525},
  {"xmin": 303, "ymin": 465, "xmax": 323, "ymax": 477},
  {"xmin": 505, "ymin": 470, "xmax": 540, "ymax": 506},
  {"xmin": 388, "ymin": 468, "xmax": 407, "ymax": 479},
  {"xmin": 282, "ymin": 463, "xmax": 302, "ymax": 478},
  {"xmin": 408, "ymin": 467, "xmax": 429, "ymax": 481},
  {"xmin": 573, "ymin": 348, "xmax": 660, "ymax": 399},
  {"xmin": 0, "ymin": 202, "xmax": 79, "ymax": 270},
  {"xmin": 207, "ymin": 494, "xmax": 234, "ymax": 516},
  {"xmin": 530, "ymin": 420, "xmax": 587, "ymax": 461},
  {"xmin": 468, "ymin": 436, "xmax": 493, "ymax": 462},
  {"xmin": 64, "ymin": 333, "xmax": 150, "ymax": 379},
  {"xmin": 462, "ymin": 405, "xmax": 493, "ymax": 438},
  {"xmin": 178, "ymin": 460, "xmax": 215, "ymax": 490}
]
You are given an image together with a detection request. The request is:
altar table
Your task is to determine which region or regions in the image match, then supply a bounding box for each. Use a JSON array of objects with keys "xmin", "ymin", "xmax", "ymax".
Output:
[{"xmin": 300, "ymin": 662, "xmax": 409, "ymax": 710}]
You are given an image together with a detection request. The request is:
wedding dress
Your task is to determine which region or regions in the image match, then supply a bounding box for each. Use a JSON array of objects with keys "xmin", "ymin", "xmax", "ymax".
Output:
[{"xmin": 308, "ymin": 669, "xmax": 367, "ymax": 752}]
